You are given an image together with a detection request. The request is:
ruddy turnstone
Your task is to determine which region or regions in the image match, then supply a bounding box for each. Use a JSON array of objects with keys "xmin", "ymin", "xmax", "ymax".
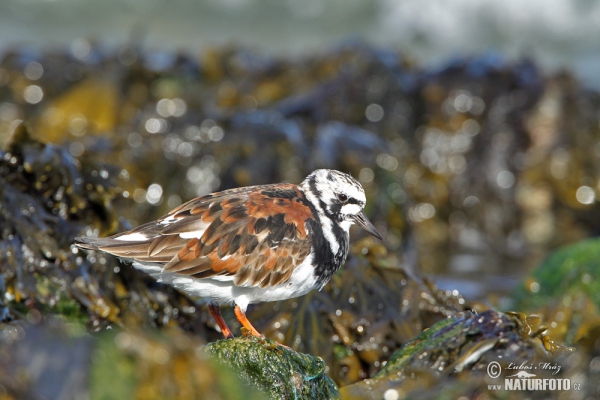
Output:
[{"xmin": 75, "ymin": 169, "xmax": 383, "ymax": 339}]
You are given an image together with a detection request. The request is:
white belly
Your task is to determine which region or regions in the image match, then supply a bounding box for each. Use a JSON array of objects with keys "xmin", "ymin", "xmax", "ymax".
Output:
[{"xmin": 132, "ymin": 253, "xmax": 318, "ymax": 311}]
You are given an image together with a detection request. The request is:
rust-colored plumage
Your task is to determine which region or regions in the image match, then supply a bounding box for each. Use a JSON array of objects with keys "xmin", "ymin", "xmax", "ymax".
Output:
[{"xmin": 80, "ymin": 184, "xmax": 315, "ymax": 288}]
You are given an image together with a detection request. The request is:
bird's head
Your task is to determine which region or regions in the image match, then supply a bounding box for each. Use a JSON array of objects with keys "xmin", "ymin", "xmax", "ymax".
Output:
[{"xmin": 301, "ymin": 169, "xmax": 383, "ymax": 241}]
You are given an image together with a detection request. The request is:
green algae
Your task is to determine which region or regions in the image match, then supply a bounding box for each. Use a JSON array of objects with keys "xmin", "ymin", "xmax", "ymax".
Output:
[
  {"xmin": 205, "ymin": 336, "xmax": 340, "ymax": 399},
  {"xmin": 509, "ymin": 238, "xmax": 600, "ymax": 354},
  {"xmin": 373, "ymin": 316, "xmax": 460, "ymax": 378},
  {"xmin": 512, "ymin": 238, "xmax": 600, "ymax": 311}
]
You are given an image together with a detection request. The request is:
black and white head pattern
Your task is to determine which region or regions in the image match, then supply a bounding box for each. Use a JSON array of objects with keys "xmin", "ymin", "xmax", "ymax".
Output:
[{"xmin": 301, "ymin": 169, "xmax": 367, "ymax": 245}]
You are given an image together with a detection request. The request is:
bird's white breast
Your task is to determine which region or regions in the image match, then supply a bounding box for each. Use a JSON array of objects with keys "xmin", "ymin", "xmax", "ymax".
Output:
[{"xmin": 132, "ymin": 252, "xmax": 318, "ymax": 312}]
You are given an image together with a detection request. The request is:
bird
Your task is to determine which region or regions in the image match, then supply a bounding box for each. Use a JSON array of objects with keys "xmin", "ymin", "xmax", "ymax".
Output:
[{"xmin": 75, "ymin": 169, "xmax": 383, "ymax": 340}]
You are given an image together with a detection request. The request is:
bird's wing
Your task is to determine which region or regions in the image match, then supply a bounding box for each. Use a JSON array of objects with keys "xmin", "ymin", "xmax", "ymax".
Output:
[{"xmin": 75, "ymin": 184, "xmax": 315, "ymax": 288}]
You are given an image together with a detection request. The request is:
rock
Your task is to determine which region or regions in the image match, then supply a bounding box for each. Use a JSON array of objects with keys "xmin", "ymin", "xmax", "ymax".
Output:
[
  {"xmin": 205, "ymin": 336, "xmax": 339, "ymax": 399},
  {"xmin": 340, "ymin": 310, "xmax": 571, "ymax": 399}
]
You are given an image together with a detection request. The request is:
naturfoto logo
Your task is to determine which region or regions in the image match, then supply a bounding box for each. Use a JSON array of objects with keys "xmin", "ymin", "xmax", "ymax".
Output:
[{"xmin": 486, "ymin": 361, "xmax": 580, "ymax": 392}]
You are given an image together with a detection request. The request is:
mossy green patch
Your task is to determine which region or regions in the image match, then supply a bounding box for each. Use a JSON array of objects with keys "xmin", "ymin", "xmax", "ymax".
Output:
[
  {"xmin": 374, "ymin": 316, "xmax": 460, "ymax": 378},
  {"xmin": 205, "ymin": 336, "xmax": 339, "ymax": 399},
  {"xmin": 512, "ymin": 238, "xmax": 600, "ymax": 311}
]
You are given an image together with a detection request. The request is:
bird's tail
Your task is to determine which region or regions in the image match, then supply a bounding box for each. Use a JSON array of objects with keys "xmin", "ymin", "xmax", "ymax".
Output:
[{"xmin": 73, "ymin": 236, "xmax": 104, "ymax": 250}]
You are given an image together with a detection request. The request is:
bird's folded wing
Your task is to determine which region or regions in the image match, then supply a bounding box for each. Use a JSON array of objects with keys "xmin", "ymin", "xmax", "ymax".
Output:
[{"xmin": 75, "ymin": 183, "xmax": 315, "ymax": 288}]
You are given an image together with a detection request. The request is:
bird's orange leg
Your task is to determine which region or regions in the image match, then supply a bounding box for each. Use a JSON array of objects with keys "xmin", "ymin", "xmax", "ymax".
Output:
[
  {"xmin": 234, "ymin": 305, "xmax": 263, "ymax": 338},
  {"xmin": 208, "ymin": 303, "xmax": 234, "ymax": 339}
]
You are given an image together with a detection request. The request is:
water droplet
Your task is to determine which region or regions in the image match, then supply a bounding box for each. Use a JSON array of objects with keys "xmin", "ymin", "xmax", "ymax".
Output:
[
  {"xmin": 23, "ymin": 85, "xmax": 43, "ymax": 104},
  {"xmin": 146, "ymin": 183, "xmax": 163, "ymax": 205},
  {"xmin": 24, "ymin": 62, "xmax": 43, "ymax": 80},
  {"xmin": 576, "ymin": 186, "xmax": 595, "ymax": 205},
  {"xmin": 366, "ymin": 103, "xmax": 384, "ymax": 122}
]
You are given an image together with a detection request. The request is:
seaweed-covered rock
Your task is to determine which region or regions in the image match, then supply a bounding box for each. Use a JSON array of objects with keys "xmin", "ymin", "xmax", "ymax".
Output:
[
  {"xmin": 205, "ymin": 336, "xmax": 339, "ymax": 399},
  {"xmin": 511, "ymin": 238, "xmax": 600, "ymax": 351},
  {"xmin": 0, "ymin": 124, "xmax": 122, "ymax": 322},
  {"xmin": 0, "ymin": 126, "xmax": 217, "ymax": 338},
  {"xmin": 340, "ymin": 310, "xmax": 573, "ymax": 399}
]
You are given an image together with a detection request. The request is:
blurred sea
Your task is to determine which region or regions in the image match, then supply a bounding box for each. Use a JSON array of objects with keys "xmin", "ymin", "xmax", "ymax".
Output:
[{"xmin": 3, "ymin": 0, "xmax": 600, "ymax": 89}]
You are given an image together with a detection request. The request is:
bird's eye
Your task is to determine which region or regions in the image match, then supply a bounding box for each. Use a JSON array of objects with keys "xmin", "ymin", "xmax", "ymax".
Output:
[{"xmin": 337, "ymin": 193, "xmax": 348, "ymax": 202}]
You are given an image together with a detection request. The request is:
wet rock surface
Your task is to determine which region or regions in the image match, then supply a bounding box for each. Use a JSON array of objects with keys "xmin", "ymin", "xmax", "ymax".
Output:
[
  {"xmin": 340, "ymin": 310, "xmax": 574, "ymax": 399},
  {"xmin": 205, "ymin": 336, "xmax": 339, "ymax": 399},
  {"xmin": 0, "ymin": 126, "xmax": 215, "ymax": 338}
]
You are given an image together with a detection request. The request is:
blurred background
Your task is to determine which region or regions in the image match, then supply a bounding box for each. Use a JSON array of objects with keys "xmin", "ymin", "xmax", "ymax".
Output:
[
  {"xmin": 2, "ymin": 1, "xmax": 600, "ymax": 397},
  {"xmin": 3, "ymin": 0, "xmax": 600, "ymax": 89}
]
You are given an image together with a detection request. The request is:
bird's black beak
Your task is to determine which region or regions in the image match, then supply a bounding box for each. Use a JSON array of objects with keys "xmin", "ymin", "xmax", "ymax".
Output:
[{"xmin": 352, "ymin": 211, "xmax": 384, "ymax": 241}]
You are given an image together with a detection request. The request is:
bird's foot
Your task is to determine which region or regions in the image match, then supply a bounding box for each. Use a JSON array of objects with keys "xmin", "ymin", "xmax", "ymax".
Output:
[
  {"xmin": 259, "ymin": 336, "xmax": 293, "ymax": 353},
  {"xmin": 239, "ymin": 328, "xmax": 291, "ymax": 353},
  {"xmin": 240, "ymin": 326, "xmax": 252, "ymax": 337},
  {"xmin": 260, "ymin": 338, "xmax": 292, "ymax": 355},
  {"xmin": 240, "ymin": 326, "xmax": 263, "ymax": 338}
]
